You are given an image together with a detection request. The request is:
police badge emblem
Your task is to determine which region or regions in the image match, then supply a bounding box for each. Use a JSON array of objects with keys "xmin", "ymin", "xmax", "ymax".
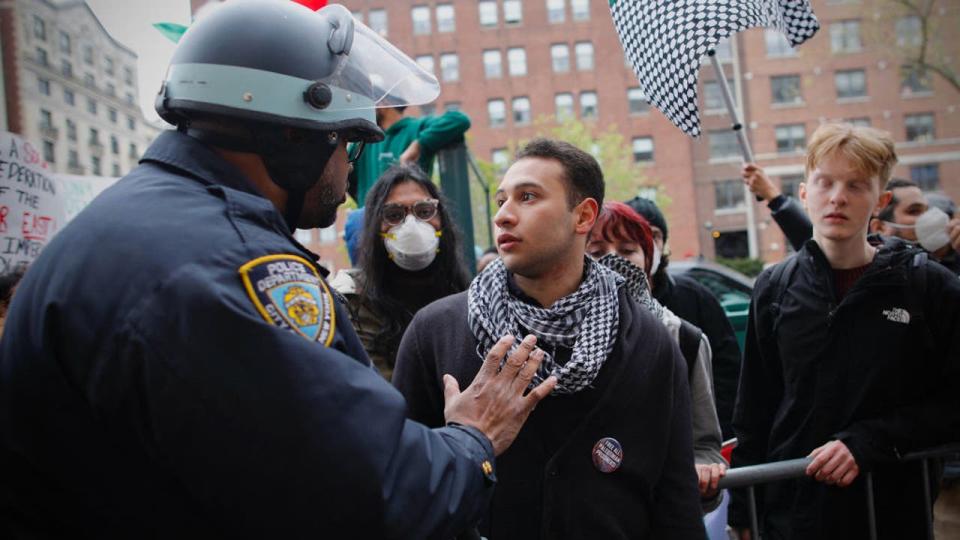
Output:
[{"xmin": 239, "ymin": 254, "xmax": 336, "ymax": 345}]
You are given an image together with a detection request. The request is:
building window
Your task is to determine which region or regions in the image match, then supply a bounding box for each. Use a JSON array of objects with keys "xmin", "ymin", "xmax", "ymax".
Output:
[
  {"xmin": 89, "ymin": 127, "xmax": 100, "ymax": 145},
  {"xmin": 555, "ymin": 92, "xmax": 574, "ymax": 119},
  {"xmin": 84, "ymin": 73, "xmax": 95, "ymax": 88},
  {"xmin": 111, "ymin": 135, "xmax": 119, "ymax": 155},
  {"xmin": 764, "ymin": 29, "xmax": 795, "ymax": 57},
  {"xmin": 415, "ymin": 55, "xmax": 435, "ymax": 75},
  {"xmin": 411, "ymin": 5, "xmax": 431, "ymax": 35},
  {"xmin": 64, "ymin": 88, "xmax": 74, "ymax": 106},
  {"xmin": 369, "ymin": 9, "xmax": 388, "ymax": 36},
  {"xmin": 580, "ymin": 91, "xmax": 598, "ymax": 119},
  {"xmin": 36, "ymin": 47, "xmax": 48, "ymax": 66},
  {"xmin": 771, "ymin": 74, "xmax": 802, "ymax": 105},
  {"xmin": 68, "ymin": 149, "xmax": 79, "ymax": 168},
  {"xmin": 575, "ymin": 42, "xmax": 594, "ymax": 71},
  {"xmin": 59, "ymin": 31, "xmax": 71, "ymax": 54},
  {"xmin": 483, "ymin": 49, "xmax": 502, "ymax": 78},
  {"xmin": 780, "ymin": 174, "xmax": 803, "ymax": 198},
  {"xmin": 714, "ymin": 230, "xmax": 749, "ymax": 258},
  {"xmin": 547, "ymin": 0, "xmax": 565, "ymax": 23},
  {"xmin": 896, "ymin": 16, "xmax": 921, "ymax": 48},
  {"xmin": 910, "ymin": 163, "xmax": 939, "ymax": 191},
  {"xmin": 707, "ymin": 38, "xmax": 733, "ymax": 63},
  {"xmin": 703, "ymin": 78, "xmax": 736, "ymax": 111},
  {"xmin": 61, "ymin": 59, "xmax": 73, "ymax": 78},
  {"xmin": 420, "ymin": 103, "xmax": 436, "ymax": 116},
  {"xmin": 905, "ymin": 112, "xmax": 935, "ymax": 142},
  {"xmin": 632, "ymin": 137, "xmax": 654, "ymax": 162},
  {"xmin": 901, "ymin": 65, "xmax": 932, "ymax": 95},
  {"xmin": 39, "ymin": 109, "xmax": 53, "ymax": 129},
  {"xmin": 627, "ymin": 87, "xmax": 649, "ymax": 115},
  {"xmin": 125, "ymin": 92, "xmax": 135, "ymax": 105},
  {"xmin": 571, "ymin": 0, "xmax": 590, "ymax": 20},
  {"xmin": 488, "ymin": 99, "xmax": 506, "ymax": 127},
  {"xmin": 709, "ymin": 130, "xmax": 740, "ymax": 159},
  {"xmin": 436, "ymin": 4, "xmax": 455, "ymax": 32},
  {"xmin": 830, "ymin": 20, "xmax": 862, "ymax": 53},
  {"xmin": 91, "ymin": 156, "xmax": 102, "ymax": 176},
  {"xmin": 507, "ymin": 47, "xmax": 527, "ymax": 76},
  {"xmin": 129, "ymin": 143, "xmax": 139, "ymax": 159},
  {"xmin": 774, "ymin": 123, "xmax": 806, "ymax": 153},
  {"xmin": 847, "ymin": 117, "xmax": 871, "ymax": 127},
  {"xmin": 43, "ymin": 141, "xmax": 55, "ymax": 163},
  {"xmin": 123, "ymin": 67, "xmax": 134, "ymax": 86},
  {"xmin": 127, "ymin": 115, "xmax": 136, "ymax": 131},
  {"xmin": 551, "ymin": 44, "xmax": 570, "ymax": 73},
  {"xmin": 38, "ymin": 77, "xmax": 50, "ymax": 96},
  {"xmin": 34, "ymin": 15, "xmax": 46, "ymax": 40},
  {"xmin": 66, "ymin": 119, "xmax": 77, "ymax": 141},
  {"xmin": 104, "ymin": 57, "xmax": 114, "ymax": 75},
  {"xmin": 492, "ymin": 148, "xmax": 509, "ymax": 172},
  {"xmin": 440, "ymin": 53, "xmax": 459, "ymax": 82},
  {"xmin": 503, "ymin": 0, "xmax": 522, "ymax": 24},
  {"xmin": 87, "ymin": 98, "xmax": 97, "ymax": 115},
  {"xmin": 83, "ymin": 44, "xmax": 93, "ymax": 65},
  {"xmin": 444, "ymin": 101, "xmax": 461, "ymax": 111},
  {"xmin": 106, "ymin": 83, "xmax": 116, "ymax": 96},
  {"xmin": 835, "ymin": 69, "xmax": 866, "ymax": 99},
  {"xmin": 108, "ymin": 108, "xmax": 117, "ymax": 123},
  {"xmin": 112, "ymin": 163, "xmax": 121, "ymax": 177},
  {"xmin": 479, "ymin": 1, "xmax": 498, "ymax": 27},
  {"xmin": 512, "ymin": 97, "xmax": 531, "ymax": 126},
  {"xmin": 715, "ymin": 179, "xmax": 745, "ymax": 210}
]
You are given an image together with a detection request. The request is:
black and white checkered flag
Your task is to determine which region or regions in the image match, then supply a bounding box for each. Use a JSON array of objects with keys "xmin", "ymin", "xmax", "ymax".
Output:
[{"xmin": 611, "ymin": 0, "xmax": 819, "ymax": 136}]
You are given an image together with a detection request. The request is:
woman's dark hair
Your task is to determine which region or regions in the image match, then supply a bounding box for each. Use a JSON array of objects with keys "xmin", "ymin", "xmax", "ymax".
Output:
[{"xmin": 358, "ymin": 163, "xmax": 470, "ymax": 353}]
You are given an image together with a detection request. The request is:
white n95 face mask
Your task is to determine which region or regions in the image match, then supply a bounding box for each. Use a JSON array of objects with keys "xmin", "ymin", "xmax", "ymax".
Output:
[
  {"xmin": 650, "ymin": 245, "xmax": 663, "ymax": 275},
  {"xmin": 382, "ymin": 215, "xmax": 441, "ymax": 271},
  {"xmin": 915, "ymin": 207, "xmax": 950, "ymax": 252}
]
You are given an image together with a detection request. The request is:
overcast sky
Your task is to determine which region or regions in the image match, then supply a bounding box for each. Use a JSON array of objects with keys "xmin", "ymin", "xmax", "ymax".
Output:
[{"xmin": 86, "ymin": 0, "xmax": 191, "ymax": 123}]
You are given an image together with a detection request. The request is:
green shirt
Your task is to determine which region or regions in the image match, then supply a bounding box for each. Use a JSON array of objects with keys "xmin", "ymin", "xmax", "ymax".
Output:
[{"xmin": 349, "ymin": 110, "xmax": 471, "ymax": 206}]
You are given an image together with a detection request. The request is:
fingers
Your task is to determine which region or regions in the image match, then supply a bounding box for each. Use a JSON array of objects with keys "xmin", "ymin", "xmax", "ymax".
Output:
[
  {"xmin": 475, "ymin": 335, "xmax": 515, "ymax": 384},
  {"xmin": 807, "ymin": 441, "xmax": 859, "ymax": 486},
  {"xmin": 500, "ymin": 334, "xmax": 537, "ymax": 378},
  {"xmin": 709, "ymin": 463, "xmax": 724, "ymax": 492},
  {"xmin": 442, "ymin": 374, "xmax": 461, "ymax": 403},
  {"xmin": 838, "ymin": 466, "xmax": 860, "ymax": 487},
  {"xmin": 814, "ymin": 448, "xmax": 847, "ymax": 483},
  {"xmin": 511, "ymin": 347, "xmax": 545, "ymax": 394},
  {"xmin": 524, "ymin": 376, "xmax": 557, "ymax": 407}
]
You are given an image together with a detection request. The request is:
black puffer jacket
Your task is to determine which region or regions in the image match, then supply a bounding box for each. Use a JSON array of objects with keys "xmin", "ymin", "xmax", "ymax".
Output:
[{"xmin": 730, "ymin": 237, "xmax": 960, "ymax": 540}]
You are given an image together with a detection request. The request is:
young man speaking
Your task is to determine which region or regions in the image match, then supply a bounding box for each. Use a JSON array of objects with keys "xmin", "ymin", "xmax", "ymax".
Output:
[
  {"xmin": 392, "ymin": 139, "xmax": 704, "ymax": 539},
  {"xmin": 730, "ymin": 123, "xmax": 960, "ymax": 539}
]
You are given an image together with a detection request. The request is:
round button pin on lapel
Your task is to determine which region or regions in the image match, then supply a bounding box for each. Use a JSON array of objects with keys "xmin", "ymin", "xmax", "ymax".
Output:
[{"xmin": 592, "ymin": 437, "xmax": 623, "ymax": 473}]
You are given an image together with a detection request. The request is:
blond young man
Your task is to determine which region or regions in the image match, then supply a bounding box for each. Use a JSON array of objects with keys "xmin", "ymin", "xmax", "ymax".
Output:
[{"xmin": 730, "ymin": 123, "xmax": 960, "ymax": 540}]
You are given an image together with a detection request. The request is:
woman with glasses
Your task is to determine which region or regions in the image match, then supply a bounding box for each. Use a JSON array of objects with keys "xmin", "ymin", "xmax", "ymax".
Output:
[{"xmin": 331, "ymin": 163, "xmax": 470, "ymax": 380}]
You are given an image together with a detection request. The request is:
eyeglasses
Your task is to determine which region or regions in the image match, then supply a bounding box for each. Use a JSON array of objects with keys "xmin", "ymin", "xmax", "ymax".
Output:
[
  {"xmin": 382, "ymin": 198, "xmax": 440, "ymax": 226},
  {"xmin": 347, "ymin": 140, "xmax": 365, "ymax": 164}
]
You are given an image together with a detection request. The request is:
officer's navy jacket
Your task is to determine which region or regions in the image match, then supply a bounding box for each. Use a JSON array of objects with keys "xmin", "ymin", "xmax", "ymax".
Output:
[{"xmin": 0, "ymin": 131, "xmax": 495, "ymax": 538}]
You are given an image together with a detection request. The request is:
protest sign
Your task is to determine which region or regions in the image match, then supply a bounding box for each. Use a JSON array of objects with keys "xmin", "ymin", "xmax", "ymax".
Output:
[{"xmin": 0, "ymin": 132, "xmax": 63, "ymax": 274}]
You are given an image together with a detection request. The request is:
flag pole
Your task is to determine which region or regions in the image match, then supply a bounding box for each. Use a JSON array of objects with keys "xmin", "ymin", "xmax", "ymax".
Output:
[{"xmin": 708, "ymin": 49, "xmax": 759, "ymax": 259}]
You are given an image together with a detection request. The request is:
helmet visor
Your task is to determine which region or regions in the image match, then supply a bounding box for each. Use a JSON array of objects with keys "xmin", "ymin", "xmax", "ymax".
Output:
[{"xmin": 324, "ymin": 8, "xmax": 439, "ymax": 111}]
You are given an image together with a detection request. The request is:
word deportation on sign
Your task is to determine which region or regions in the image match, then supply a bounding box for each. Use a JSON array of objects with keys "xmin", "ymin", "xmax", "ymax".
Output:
[{"xmin": 0, "ymin": 131, "xmax": 118, "ymax": 274}]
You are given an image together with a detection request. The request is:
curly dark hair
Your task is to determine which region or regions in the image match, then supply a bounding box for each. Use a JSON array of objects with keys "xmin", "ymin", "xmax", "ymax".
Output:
[{"xmin": 358, "ymin": 163, "xmax": 470, "ymax": 359}]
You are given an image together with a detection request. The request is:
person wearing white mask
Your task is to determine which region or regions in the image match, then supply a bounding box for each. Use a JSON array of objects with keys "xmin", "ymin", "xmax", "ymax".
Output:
[{"xmin": 331, "ymin": 164, "xmax": 470, "ymax": 379}]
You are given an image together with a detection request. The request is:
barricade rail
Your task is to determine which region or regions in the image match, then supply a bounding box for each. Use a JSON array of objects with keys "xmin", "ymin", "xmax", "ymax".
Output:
[{"xmin": 715, "ymin": 443, "xmax": 960, "ymax": 540}]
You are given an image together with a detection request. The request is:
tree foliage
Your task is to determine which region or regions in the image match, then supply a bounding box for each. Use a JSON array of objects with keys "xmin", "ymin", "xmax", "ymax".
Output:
[{"xmin": 873, "ymin": 0, "xmax": 959, "ymax": 94}]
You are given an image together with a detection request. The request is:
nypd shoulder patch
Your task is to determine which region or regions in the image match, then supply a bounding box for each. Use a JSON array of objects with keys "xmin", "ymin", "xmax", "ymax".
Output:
[{"xmin": 239, "ymin": 254, "xmax": 336, "ymax": 345}]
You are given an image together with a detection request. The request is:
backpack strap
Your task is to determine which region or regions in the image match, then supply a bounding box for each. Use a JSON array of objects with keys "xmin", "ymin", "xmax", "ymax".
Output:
[{"xmin": 678, "ymin": 319, "xmax": 703, "ymax": 381}]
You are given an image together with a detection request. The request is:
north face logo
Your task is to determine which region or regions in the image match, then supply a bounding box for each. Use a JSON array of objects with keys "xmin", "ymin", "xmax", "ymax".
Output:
[{"xmin": 882, "ymin": 308, "xmax": 910, "ymax": 324}]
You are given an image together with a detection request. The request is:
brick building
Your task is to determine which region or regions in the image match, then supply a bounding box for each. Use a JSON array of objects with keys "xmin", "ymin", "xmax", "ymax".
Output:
[{"xmin": 188, "ymin": 0, "xmax": 960, "ymax": 269}]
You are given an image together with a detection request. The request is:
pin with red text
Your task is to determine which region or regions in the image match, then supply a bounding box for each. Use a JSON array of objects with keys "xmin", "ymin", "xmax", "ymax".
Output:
[{"xmin": 592, "ymin": 437, "xmax": 623, "ymax": 473}]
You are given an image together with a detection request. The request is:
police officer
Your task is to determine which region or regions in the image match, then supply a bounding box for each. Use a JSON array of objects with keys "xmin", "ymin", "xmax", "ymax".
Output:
[{"xmin": 0, "ymin": 2, "xmax": 554, "ymax": 537}]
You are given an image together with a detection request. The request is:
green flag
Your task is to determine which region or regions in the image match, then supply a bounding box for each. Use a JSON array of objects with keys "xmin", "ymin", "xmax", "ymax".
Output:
[{"xmin": 153, "ymin": 22, "xmax": 188, "ymax": 44}]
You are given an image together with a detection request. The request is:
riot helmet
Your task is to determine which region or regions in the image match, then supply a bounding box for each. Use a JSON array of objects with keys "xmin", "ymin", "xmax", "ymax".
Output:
[{"xmin": 155, "ymin": 0, "xmax": 439, "ymax": 228}]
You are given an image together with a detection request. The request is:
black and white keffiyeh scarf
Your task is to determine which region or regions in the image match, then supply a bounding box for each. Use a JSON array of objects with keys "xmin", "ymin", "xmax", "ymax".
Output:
[
  {"xmin": 596, "ymin": 253, "xmax": 665, "ymax": 321},
  {"xmin": 467, "ymin": 257, "xmax": 624, "ymax": 394}
]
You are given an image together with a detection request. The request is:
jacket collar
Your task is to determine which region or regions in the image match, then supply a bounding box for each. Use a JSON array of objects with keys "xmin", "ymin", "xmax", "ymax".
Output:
[{"xmin": 141, "ymin": 130, "xmax": 265, "ymax": 198}]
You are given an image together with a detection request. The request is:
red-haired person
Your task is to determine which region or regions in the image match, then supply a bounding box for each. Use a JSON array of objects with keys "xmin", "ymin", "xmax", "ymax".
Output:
[{"xmin": 588, "ymin": 201, "xmax": 727, "ymax": 511}]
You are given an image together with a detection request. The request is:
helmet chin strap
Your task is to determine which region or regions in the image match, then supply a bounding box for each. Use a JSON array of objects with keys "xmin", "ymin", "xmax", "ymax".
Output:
[{"xmin": 185, "ymin": 125, "xmax": 337, "ymax": 232}]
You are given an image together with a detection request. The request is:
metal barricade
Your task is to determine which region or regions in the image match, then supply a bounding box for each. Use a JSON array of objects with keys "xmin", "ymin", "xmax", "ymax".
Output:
[{"xmin": 716, "ymin": 443, "xmax": 960, "ymax": 540}]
